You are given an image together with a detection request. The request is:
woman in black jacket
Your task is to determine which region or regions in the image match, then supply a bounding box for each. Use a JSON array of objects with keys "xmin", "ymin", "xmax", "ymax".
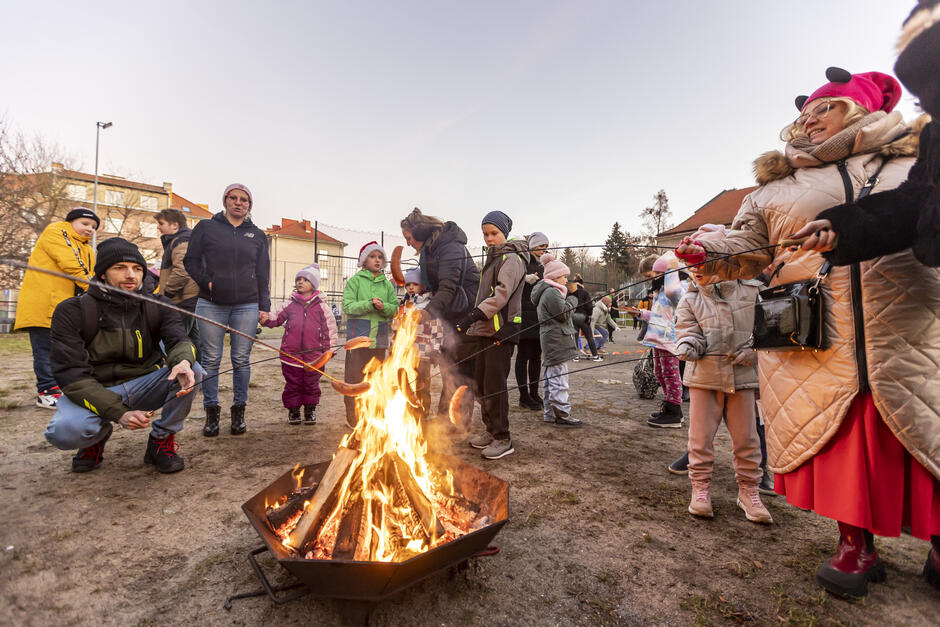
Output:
[
  {"xmin": 183, "ymin": 183, "xmax": 270, "ymax": 437},
  {"xmin": 400, "ymin": 208, "xmax": 481, "ymax": 417},
  {"xmin": 516, "ymin": 232, "xmax": 548, "ymax": 410},
  {"xmin": 792, "ymin": 2, "xmax": 940, "ymax": 267}
]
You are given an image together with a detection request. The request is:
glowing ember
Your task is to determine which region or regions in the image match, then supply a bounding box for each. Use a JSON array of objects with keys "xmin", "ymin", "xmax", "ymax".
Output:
[{"xmin": 270, "ymin": 305, "xmax": 483, "ymax": 562}]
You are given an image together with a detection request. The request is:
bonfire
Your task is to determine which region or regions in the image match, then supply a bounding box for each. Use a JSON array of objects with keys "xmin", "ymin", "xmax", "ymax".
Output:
[{"xmin": 264, "ymin": 305, "xmax": 486, "ymax": 562}]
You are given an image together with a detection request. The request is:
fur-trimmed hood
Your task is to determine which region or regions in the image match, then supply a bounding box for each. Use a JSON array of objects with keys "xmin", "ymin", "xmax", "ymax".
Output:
[{"xmin": 753, "ymin": 113, "xmax": 929, "ymax": 185}]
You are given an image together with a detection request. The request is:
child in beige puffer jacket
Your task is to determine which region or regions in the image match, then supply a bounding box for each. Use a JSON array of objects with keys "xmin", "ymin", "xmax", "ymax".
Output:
[{"xmin": 675, "ymin": 227, "xmax": 772, "ymax": 524}]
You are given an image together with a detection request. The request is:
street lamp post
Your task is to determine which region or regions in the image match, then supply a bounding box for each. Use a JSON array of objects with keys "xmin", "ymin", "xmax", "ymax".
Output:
[{"xmin": 92, "ymin": 121, "xmax": 113, "ymax": 249}]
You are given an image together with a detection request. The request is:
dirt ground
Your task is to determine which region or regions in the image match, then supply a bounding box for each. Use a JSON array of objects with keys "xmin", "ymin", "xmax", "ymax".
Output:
[{"xmin": 0, "ymin": 329, "xmax": 936, "ymax": 626}]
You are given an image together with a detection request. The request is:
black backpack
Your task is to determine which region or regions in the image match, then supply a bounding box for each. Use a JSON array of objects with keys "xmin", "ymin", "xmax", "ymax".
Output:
[{"xmin": 77, "ymin": 292, "xmax": 163, "ymax": 350}]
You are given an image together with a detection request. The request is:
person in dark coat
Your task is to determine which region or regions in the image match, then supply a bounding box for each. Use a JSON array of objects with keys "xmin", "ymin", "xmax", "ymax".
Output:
[
  {"xmin": 44, "ymin": 237, "xmax": 202, "ymax": 474},
  {"xmin": 183, "ymin": 183, "xmax": 270, "ymax": 437},
  {"xmin": 570, "ymin": 276, "xmax": 600, "ymax": 361},
  {"xmin": 792, "ymin": 2, "xmax": 940, "ymax": 267},
  {"xmin": 516, "ymin": 232, "xmax": 548, "ymax": 410},
  {"xmin": 400, "ymin": 208, "xmax": 481, "ymax": 417}
]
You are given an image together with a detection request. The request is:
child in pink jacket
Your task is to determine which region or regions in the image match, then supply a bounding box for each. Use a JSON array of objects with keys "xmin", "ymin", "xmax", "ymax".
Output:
[{"xmin": 262, "ymin": 264, "xmax": 338, "ymax": 425}]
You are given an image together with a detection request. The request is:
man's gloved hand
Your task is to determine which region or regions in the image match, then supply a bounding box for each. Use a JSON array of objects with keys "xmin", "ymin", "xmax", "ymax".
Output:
[
  {"xmin": 729, "ymin": 349, "xmax": 756, "ymax": 366},
  {"xmin": 676, "ymin": 343, "xmax": 700, "ymax": 361},
  {"xmin": 455, "ymin": 307, "xmax": 485, "ymax": 333},
  {"xmin": 524, "ymin": 273, "xmax": 539, "ymax": 285}
]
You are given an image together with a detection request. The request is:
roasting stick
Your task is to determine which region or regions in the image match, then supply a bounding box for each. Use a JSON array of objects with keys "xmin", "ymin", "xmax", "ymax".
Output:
[
  {"xmin": 0, "ymin": 259, "xmax": 376, "ymax": 401},
  {"xmin": 435, "ymin": 238, "xmax": 809, "ymax": 378}
]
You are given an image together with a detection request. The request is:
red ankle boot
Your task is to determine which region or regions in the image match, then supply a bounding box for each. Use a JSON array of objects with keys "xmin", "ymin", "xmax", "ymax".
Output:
[{"xmin": 816, "ymin": 522, "xmax": 886, "ymax": 599}]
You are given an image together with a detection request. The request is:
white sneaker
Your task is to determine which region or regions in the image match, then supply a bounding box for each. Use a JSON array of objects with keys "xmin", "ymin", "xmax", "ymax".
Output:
[
  {"xmin": 592, "ymin": 355, "xmax": 603, "ymax": 362},
  {"xmin": 36, "ymin": 389, "xmax": 61, "ymax": 409}
]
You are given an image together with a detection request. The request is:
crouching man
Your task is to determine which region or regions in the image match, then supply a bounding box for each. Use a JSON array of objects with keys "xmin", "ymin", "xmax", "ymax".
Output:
[{"xmin": 44, "ymin": 237, "xmax": 204, "ymax": 474}]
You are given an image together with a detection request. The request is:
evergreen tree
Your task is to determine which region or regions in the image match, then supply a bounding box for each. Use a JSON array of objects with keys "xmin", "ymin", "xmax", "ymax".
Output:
[{"xmin": 561, "ymin": 247, "xmax": 578, "ymax": 268}]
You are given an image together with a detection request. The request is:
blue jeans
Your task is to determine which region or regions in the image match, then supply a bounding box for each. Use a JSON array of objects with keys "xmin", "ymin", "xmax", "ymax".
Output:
[
  {"xmin": 593, "ymin": 326, "xmax": 609, "ymax": 351},
  {"xmin": 27, "ymin": 327, "xmax": 56, "ymax": 393},
  {"xmin": 196, "ymin": 299, "xmax": 258, "ymax": 407},
  {"xmin": 44, "ymin": 364, "xmax": 205, "ymax": 449}
]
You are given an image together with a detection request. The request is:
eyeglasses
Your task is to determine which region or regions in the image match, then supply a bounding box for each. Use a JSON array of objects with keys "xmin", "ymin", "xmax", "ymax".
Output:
[{"xmin": 795, "ymin": 101, "xmax": 835, "ymax": 127}]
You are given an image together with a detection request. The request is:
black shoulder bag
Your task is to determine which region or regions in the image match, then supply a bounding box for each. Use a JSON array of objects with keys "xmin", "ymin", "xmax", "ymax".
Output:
[{"xmin": 752, "ymin": 159, "xmax": 887, "ymax": 351}]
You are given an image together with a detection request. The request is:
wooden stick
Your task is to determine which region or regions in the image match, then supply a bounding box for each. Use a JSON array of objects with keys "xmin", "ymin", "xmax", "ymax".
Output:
[
  {"xmin": 285, "ymin": 447, "xmax": 358, "ymax": 551},
  {"xmin": 331, "ymin": 493, "xmax": 365, "ymax": 561},
  {"xmin": 391, "ymin": 454, "xmax": 444, "ymax": 542}
]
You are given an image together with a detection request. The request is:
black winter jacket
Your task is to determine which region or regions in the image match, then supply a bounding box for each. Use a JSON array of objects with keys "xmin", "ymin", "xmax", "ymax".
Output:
[
  {"xmin": 51, "ymin": 284, "xmax": 195, "ymax": 423},
  {"xmin": 519, "ymin": 255, "xmax": 542, "ymax": 340},
  {"xmin": 820, "ymin": 120, "xmax": 940, "ymax": 267},
  {"xmin": 420, "ymin": 222, "xmax": 481, "ymax": 324},
  {"xmin": 183, "ymin": 212, "xmax": 271, "ymax": 310},
  {"xmin": 573, "ymin": 285, "xmax": 593, "ymax": 318}
]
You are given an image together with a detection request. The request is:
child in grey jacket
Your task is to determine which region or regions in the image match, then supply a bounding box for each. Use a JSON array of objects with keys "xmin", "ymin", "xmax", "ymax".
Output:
[{"xmin": 531, "ymin": 253, "xmax": 582, "ymax": 427}]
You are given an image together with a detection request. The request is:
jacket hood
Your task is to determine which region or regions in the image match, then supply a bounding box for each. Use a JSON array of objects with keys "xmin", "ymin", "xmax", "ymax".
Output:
[
  {"xmin": 431, "ymin": 221, "xmax": 469, "ymax": 249},
  {"xmin": 753, "ymin": 113, "xmax": 927, "ymax": 185},
  {"xmin": 487, "ymin": 238, "xmax": 531, "ymax": 261},
  {"xmin": 160, "ymin": 227, "xmax": 191, "ymax": 249},
  {"xmin": 531, "ymin": 280, "xmax": 551, "ymax": 301}
]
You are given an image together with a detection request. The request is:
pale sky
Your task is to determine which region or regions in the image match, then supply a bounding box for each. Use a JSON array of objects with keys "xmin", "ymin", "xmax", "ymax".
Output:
[{"xmin": 1, "ymin": 1, "xmax": 920, "ymax": 253}]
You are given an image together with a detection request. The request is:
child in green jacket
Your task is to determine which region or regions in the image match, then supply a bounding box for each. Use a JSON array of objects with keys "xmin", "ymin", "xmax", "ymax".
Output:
[{"xmin": 341, "ymin": 242, "xmax": 399, "ymax": 427}]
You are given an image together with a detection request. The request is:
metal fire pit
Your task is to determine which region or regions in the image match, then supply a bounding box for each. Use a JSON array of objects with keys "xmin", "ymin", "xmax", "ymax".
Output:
[{"xmin": 240, "ymin": 453, "xmax": 509, "ymax": 602}]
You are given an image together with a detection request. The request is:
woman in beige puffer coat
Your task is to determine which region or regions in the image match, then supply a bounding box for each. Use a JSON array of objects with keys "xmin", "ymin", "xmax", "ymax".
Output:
[{"xmin": 678, "ymin": 68, "xmax": 939, "ymax": 599}]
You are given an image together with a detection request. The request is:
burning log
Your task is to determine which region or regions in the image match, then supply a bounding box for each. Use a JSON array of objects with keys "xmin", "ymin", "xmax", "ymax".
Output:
[
  {"xmin": 390, "ymin": 454, "xmax": 445, "ymax": 542},
  {"xmin": 265, "ymin": 485, "xmax": 316, "ymax": 532},
  {"xmin": 398, "ymin": 368, "xmax": 421, "ymax": 409},
  {"xmin": 331, "ymin": 493, "xmax": 365, "ymax": 561},
  {"xmin": 286, "ymin": 447, "xmax": 358, "ymax": 551},
  {"xmin": 331, "ymin": 380, "xmax": 371, "ymax": 396}
]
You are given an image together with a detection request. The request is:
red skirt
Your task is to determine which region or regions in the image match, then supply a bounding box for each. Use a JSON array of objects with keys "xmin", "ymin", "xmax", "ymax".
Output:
[{"xmin": 775, "ymin": 392, "xmax": 940, "ymax": 540}]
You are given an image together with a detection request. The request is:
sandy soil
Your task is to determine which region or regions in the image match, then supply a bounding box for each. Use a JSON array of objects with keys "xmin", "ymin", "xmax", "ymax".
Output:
[{"xmin": 0, "ymin": 330, "xmax": 936, "ymax": 626}]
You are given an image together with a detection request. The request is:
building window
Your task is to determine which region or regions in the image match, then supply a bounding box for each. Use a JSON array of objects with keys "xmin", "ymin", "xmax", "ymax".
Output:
[
  {"xmin": 139, "ymin": 222, "xmax": 160, "ymax": 238},
  {"xmin": 140, "ymin": 195, "xmax": 158, "ymax": 211},
  {"xmin": 65, "ymin": 184, "xmax": 87, "ymax": 201},
  {"xmin": 105, "ymin": 215, "xmax": 124, "ymax": 234},
  {"xmin": 320, "ymin": 268, "xmax": 329, "ymax": 280},
  {"xmin": 105, "ymin": 190, "xmax": 125, "ymax": 206}
]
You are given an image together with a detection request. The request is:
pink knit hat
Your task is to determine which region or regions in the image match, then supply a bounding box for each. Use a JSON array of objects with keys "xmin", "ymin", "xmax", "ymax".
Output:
[
  {"xmin": 796, "ymin": 67, "xmax": 902, "ymax": 113},
  {"xmin": 222, "ymin": 183, "xmax": 253, "ymax": 209},
  {"xmin": 295, "ymin": 263, "xmax": 320, "ymax": 290},
  {"xmin": 358, "ymin": 241, "xmax": 387, "ymax": 267},
  {"xmin": 539, "ymin": 253, "xmax": 569, "ymax": 281},
  {"xmin": 652, "ymin": 252, "xmax": 679, "ymax": 274}
]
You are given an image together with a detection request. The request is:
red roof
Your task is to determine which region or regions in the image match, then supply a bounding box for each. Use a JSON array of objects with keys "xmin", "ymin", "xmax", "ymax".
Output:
[
  {"xmin": 658, "ymin": 187, "xmax": 757, "ymax": 237},
  {"xmin": 266, "ymin": 218, "xmax": 345, "ymax": 245},
  {"xmin": 170, "ymin": 192, "xmax": 213, "ymax": 219}
]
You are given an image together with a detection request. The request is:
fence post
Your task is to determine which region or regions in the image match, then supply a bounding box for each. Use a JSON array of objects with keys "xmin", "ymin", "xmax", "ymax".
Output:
[
  {"xmin": 381, "ymin": 230, "xmax": 384, "ymax": 247},
  {"xmin": 314, "ymin": 220, "xmax": 318, "ymax": 258}
]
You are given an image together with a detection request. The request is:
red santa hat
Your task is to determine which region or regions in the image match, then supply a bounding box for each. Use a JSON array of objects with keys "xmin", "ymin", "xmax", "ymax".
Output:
[{"xmin": 358, "ymin": 241, "xmax": 387, "ymax": 267}]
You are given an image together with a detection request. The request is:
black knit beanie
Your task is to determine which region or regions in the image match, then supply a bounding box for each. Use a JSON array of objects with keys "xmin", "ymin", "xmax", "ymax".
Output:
[
  {"xmin": 65, "ymin": 207, "xmax": 101, "ymax": 228},
  {"xmin": 895, "ymin": 2, "xmax": 940, "ymax": 118},
  {"xmin": 94, "ymin": 237, "xmax": 147, "ymax": 277}
]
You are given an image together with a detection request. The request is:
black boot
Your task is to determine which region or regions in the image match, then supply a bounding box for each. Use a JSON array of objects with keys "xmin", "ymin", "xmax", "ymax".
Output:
[
  {"xmin": 303, "ymin": 404, "xmax": 317, "ymax": 426},
  {"xmin": 72, "ymin": 423, "xmax": 113, "ymax": 473},
  {"xmin": 287, "ymin": 407, "xmax": 301, "ymax": 425},
  {"xmin": 518, "ymin": 387, "xmax": 533, "ymax": 409},
  {"xmin": 144, "ymin": 433, "xmax": 185, "ymax": 473},
  {"xmin": 650, "ymin": 401, "xmax": 668, "ymax": 419},
  {"xmin": 230, "ymin": 405, "xmax": 247, "ymax": 435},
  {"xmin": 667, "ymin": 451, "xmax": 689, "ymax": 475},
  {"xmin": 647, "ymin": 402, "xmax": 682, "ymax": 428},
  {"xmin": 925, "ymin": 535, "xmax": 940, "ymax": 590},
  {"xmin": 203, "ymin": 405, "xmax": 220, "ymax": 437},
  {"xmin": 529, "ymin": 384, "xmax": 543, "ymax": 410}
]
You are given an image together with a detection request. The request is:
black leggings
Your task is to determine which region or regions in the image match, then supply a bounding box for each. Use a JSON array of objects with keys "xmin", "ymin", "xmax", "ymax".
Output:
[
  {"xmin": 573, "ymin": 314, "xmax": 597, "ymax": 357},
  {"xmin": 514, "ymin": 338, "xmax": 541, "ymax": 395}
]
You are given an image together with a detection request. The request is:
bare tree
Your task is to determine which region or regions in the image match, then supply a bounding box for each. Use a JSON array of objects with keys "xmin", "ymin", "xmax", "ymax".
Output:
[
  {"xmin": 0, "ymin": 116, "xmax": 79, "ymax": 288},
  {"xmin": 640, "ymin": 189, "xmax": 672, "ymax": 243}
]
